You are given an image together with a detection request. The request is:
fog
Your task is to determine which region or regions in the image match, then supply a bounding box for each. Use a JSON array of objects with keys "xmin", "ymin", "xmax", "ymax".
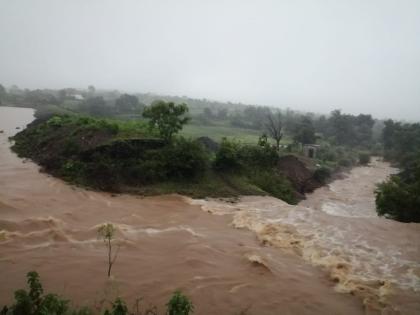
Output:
[{"xmin": 1, "ymin": 0, "xmax": 419, "ymax": 120}]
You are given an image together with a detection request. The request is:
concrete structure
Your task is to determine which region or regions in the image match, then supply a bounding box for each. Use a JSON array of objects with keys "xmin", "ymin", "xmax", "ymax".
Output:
[{"xmin": 303, "ymin": 144, "xmax": 320, "ymax": 159}]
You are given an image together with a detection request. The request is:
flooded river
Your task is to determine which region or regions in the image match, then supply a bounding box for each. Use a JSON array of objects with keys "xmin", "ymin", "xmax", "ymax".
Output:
[{"xmin": 0, "ymin": 106, "xmax": 419, "ymax": 314}]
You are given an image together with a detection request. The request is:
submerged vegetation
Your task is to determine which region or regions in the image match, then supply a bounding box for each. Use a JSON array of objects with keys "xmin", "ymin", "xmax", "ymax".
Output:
[{"xmin": 1, "ymin": 271, "xmax": 194, "ymax": 315}]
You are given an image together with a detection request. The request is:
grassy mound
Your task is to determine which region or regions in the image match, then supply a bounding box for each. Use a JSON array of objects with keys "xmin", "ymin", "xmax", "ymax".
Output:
[{"xmin": 12, "ymin": 115, "xmax": 298, "ymax": 202}]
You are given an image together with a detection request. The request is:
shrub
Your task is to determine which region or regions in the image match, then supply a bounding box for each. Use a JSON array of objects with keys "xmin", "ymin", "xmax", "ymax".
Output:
[
  {"xmin": 359, "ymin": 153, "xmax": 371, "ymax": 165},
  {"xmin": 238, "ymin": 145, "xmax": 278, "ymax": 169},
  {"xmin": 161, "ymin": 137, "xmax": 209, "ymax": 179},
  {"xmin": 375, "ymin": 175, "xmax": 420, "ymax": 223},
  {"xmin": 313, "ymin": 166, "xmax": 332, "ymax": 184},
  {"xmin": 249, "ymin": 171, "xmax": 297, "ymax": 204},
  {"xmin": 4, "ymin": 271, "xmax": 69, "ymax": 315},
  {"xmin": 214, "ymin": 139, "xmax": 279, "ymax": 172},
  {"xmin": 126, "ymin": 159, "xmax": 166, "ymax": 184},
  {"xmin": 47, "ymin": 116, "xmax": 65, "ymax": 127},
  {"xmin": 338, "ymin": 159, "xmax": 352, "ymax": 167},
  {"xmin": 213, "ymin": 139, "xmax": 242, "ymax": 172},
  {"xmin": 3, "ymin": 272, "xmax": 196, "ymax": 315},
  {"xmin": 316, "ymin": 145, "xmax": 338, "ymax": 162},
  {"xmin": 166, "ymin": 291, "xmax": 194, "ymax": 315},
  {"xmin": 106, "ymin": 298, "xmax": 128, "ymax": 315},
  {"xmin": 84, "ymin": 158, "xmax": 120, "ymax": 190}
]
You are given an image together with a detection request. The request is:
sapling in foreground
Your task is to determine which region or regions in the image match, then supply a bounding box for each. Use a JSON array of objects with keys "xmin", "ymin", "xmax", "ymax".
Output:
[{"xmin": 98, "ymin": 223, "xmax": 120, "ymax": 278}]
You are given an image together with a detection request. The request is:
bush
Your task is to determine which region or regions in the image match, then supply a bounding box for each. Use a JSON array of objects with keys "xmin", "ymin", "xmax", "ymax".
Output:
[
  {"xmin": 166, "ymin": 291, "xmax": 194, "ymax": 315},
  {"xmin": 214, "ymin": 139, "xmax": 279, "ymax": 172},
  {"xmin": 3, "ymin": 271, "xmax": 69, "ymax": 315},
  {"xmin": 249, "ymin": 171, "xmax": 297, "ymax": 204},
  {"xmin": 375, "ymin": 177, "xmax": 420, "ymax": 222},
  {"xmin": 2, "ymin": 271, "xmax": 195, "ymax": 315},
  {"xmin": 213, "ymin": 139, "xmax": 242, "ymax": 171},
  {"xmin": 338, "ymin": 159, "xmax": 352, "ymax": 167},
  {"xmin": 238, "ymin": 145, "xmax": 278, "ymax": 169},
  {"xmin": 161, "ymin": 137, "xmax": 209, "ymax": 180},
  {"xmin": 313, "ymin": 166, "xmax": 332, "ymax": 184},
  {"xmin": 316, "ymin": 145, "xmax": 338, "ymax": 162},
  {"xmin": 359, "ymin": 153, "xmax": 371, "ymax": 165}
]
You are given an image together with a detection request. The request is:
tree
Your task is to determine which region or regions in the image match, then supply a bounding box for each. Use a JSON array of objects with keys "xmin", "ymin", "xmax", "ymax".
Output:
[
  {"xmin": 0, "ymin": 84, "xmax": 6, "ymax": 104},
  {"xmin": 203, "ymin": 107, "xmax": 213, "ymax": 119},
  {"xmin": 79, "ymin": 96, "xmax": 110, "ymax": 116},
  {"xmin": 57, "ymin": 89, "xmax": 67, "ymax": 103},
  {"xmin": 382, "ymin": 119, "xmax": 397, "ymax": 152},
  {"xmin": 115, "ymin": 94, "xmax": 143, "ymax": 113},
  {"xmin": 265, "ymin": 112, "xmax": 283, "ymax": 151},
  {"xmin": 24, "ymin": 89, "xmax": 58, "ymax": 106},
  {"xmin": 142, "ymin": 100, "xmax": 190, "ymax": 142},
  {"xmin": 216, "ymin": 108, "xmax": 228, "ymax": 120},
  {"xmin": 87, "ymin": 85, "xmax": 96, "ymax": 96},
  {"xmin": 97, "ymin": 223, "xmax": 119, "ymax": 278},
  {"xmin": 293, "ymin": 117, "xmax": 316, "ymax": 144}
]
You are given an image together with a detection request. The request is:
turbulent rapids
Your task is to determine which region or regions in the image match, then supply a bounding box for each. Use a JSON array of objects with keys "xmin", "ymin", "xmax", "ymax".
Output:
[{"xmin": 1, "ymin": 107, "xmax": 419, "ymax": 314}]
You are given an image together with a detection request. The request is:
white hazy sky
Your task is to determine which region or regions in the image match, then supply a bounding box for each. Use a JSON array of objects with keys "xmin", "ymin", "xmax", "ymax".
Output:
[{"xmin": 1, "ymin": 0, "xmax": 419, "ymax": 120}]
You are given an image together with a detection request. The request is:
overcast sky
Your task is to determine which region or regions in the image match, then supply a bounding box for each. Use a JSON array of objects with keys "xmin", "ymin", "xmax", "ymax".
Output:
[{"xmin": 1, "ymin": 0, "xmax": 419, "ymax": 120}]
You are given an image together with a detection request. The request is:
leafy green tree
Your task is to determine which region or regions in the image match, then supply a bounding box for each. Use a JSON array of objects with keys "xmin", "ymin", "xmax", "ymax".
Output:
[
  {"xmin": 24, "ymin": 89, "xmax": 58, "ymax": 106},
  {"xmin": 354, "ymin": 114, "xmax": 374, "ymax": 146},
  {"xmin": 79, "ymin": 97, "xmax": 110, "ymax": 116},
  {"xmin": 143, "ymin": 100, "xmax": 190, "ymax": 142},
  {"xmin": 115, "ymin": 94, "xmax": 143, "ymax": 113},
  {"xmin": 376, "ymin": 174, "xmax": 420, "ymax": 223},
  {"xmin": 376, "ymin": 119, "xmax": 420, "ymax": 223},
  {"xmin": 293, "ymin": 117, "xmax": 316, "ymax": 144}
]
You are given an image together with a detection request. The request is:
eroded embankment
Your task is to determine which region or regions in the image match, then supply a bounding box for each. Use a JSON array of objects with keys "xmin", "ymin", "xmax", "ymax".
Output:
[
  {"xmin": 187, "ymin": 160, "xmax": 420, "ymax": 315},
  {"xmin": 0, "ymin": 106, "xmax": 366, "ymax": 315}
]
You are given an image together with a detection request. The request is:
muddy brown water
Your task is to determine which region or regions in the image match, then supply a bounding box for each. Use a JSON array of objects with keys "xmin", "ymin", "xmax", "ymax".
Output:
[{"xmin": 0, "ymin": 106, "xmax": 419, "ymax": 314}]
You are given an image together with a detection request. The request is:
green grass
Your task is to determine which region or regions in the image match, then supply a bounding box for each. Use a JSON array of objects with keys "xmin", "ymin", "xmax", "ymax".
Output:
[
  {"xmin": 123, "ymin": 170, "xmax": 266, "ymax": 198},
  {"xmin": 181, "ymin": 122, "xmax": 293, "ymax": 144}
]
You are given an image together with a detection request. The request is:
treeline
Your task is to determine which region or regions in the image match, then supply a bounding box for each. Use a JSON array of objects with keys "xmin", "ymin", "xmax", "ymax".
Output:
[
  {"xmin": 375, "ymin": 120, "xmax": 420, "ymax": 222},
  {"xmin": 1, "ymin": 84, "xmax": 382, "ymax": 150}
]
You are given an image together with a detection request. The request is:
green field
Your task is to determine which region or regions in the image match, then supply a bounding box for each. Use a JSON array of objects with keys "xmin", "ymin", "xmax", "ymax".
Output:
[{"xmin": 181, "ymin": 122, "xmax": 293, "ymax": 144}]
